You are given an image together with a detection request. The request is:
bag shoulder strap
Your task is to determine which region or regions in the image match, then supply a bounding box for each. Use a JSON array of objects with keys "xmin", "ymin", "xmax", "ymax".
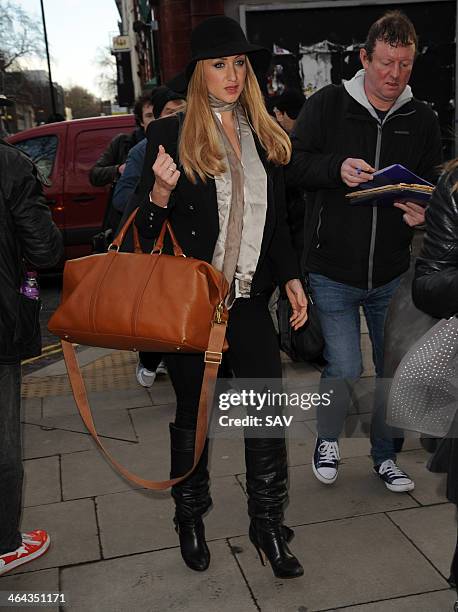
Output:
[{"xmin": 61, "ymin": 318, "xmax": 227, "ymax": 490}]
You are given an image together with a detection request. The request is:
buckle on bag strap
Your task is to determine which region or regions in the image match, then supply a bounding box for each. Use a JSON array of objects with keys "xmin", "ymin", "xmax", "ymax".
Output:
[{"xmin": 205, "ymin": 350, "xmax": 222, "ymax": 364}]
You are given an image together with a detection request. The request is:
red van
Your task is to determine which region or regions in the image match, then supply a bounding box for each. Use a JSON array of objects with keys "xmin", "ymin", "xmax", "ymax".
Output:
[{"xmin": 8, "ymin": 114, "xmax": 136, "ymax": 260}]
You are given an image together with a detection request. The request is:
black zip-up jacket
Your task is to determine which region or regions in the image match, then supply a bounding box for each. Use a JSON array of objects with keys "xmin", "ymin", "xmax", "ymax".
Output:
[
  {"xmin": 89, "ymin": 127, "xmax": 144, "ymax": 187},
  {"xmin": 0, "ymin": 140, "xmax": 63, "ymax": 364},
  {"xmin": 286, "ymin": 83, "xmax": 443, "ymax": 289}
]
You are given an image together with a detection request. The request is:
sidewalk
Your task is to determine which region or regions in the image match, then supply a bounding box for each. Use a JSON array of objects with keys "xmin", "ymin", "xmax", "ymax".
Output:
[{"xmin": 0, "ymin": 334, "xmax": 456, "ymax": 612}]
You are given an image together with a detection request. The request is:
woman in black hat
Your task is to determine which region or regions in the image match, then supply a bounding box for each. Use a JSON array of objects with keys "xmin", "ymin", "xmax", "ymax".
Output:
[{"xmin": 134, "ymin": 16, "xmax": 307, "ymax": 579}]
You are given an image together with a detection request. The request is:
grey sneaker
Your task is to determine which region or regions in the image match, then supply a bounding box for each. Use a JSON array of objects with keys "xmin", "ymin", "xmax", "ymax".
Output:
[{"xmin": 136, "ymin": 361, "xmax": 156, "ymax": 388}]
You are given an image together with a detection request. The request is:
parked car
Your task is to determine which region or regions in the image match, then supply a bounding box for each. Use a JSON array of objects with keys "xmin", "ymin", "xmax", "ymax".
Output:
[{"xmin": 7, "ymin": 114, "xmax": 136, "ymax": 261}]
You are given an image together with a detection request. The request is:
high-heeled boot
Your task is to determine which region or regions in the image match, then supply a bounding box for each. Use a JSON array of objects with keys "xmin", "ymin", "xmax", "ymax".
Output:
[
  {"xmin": 245, "ymin": 435, "xmax": 304, "ymax": 579},
  {"xmin": 170, "ymin": 423, "xmax": 211, "ymax": 571}
]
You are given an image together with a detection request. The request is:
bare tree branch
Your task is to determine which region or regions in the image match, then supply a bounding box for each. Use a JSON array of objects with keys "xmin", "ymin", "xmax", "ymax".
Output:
[
  {"xmin": 94, "ymin": 45, "xmax": 117, "ymax": 100},
  {"xmin": 0, "ymin": 0, "xmax": 45, "ymax": 71}
]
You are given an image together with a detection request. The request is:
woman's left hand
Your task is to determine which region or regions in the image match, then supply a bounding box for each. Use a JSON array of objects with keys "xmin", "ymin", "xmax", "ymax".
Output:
[{"xmin": 285, "ymin": 279, "xmax": 308, "ymax": 330}]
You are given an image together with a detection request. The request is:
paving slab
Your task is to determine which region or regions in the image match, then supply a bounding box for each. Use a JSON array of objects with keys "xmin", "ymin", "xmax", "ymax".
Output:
[
  {"xmin": 128, "ymin": 403, "xmax": 177, "ymax": 442},
  {"xmin": 230, "ymin": 514, "xmax": 448, "ymax": 611},
  {"xmin": 285, "ymin": 456, "xmax": 418, "ymax": 526},
  {"xmin": 61, "ymin": 436, "xmax": 170, "ymax": 499},
  {"xmin": 20, "ymin": 397, "xmax": 43, "ymax": 421},
  {"xmin": 22, "ymin": 424, "xmax": 94, "ymax": 459},
  {"xmin": 42, "ymin": 388, "xmax": 153, "ymax": 418},
  {"xmin": 96, "ymin": 488, "xmax": 174, "ymax": 558},
  {"xmin": 394, "ymin": 449, "xmax": 448, "ymax": 505},
  {"xmin": 147, "ymin": 381, "xmax": 178, "ymax": 406},
  {"xmin": 28, "ymin": 347, "xmax": 116, "ymax": 378},
  {"xmin": 0, "ymin": 568, "xmax": 60, "ymax": 612},
  {"xmin": 23, "ymin": 457, "xmax": 61, "ymax": 507},
  {"xmin": 25, "ymin": 407, "xmax": 138, "ymax": 442},
  {"xmin": 388, "ymin": 503, "xmax": 457, "ymax": 577},
  {"xmin": 97, "ymin": 474, "xmax": 247, "ymax": 558},
  {"xmin": 339, "ymin": 588, "xmax": 456, "ymax": 611},
  {"xmin": 286, "ymin": 422, "xmax": 317, "ymax": 467},
  {"xmin": 209, "ymin": 436, "xmax": 246, "ymax": 477},
  {"xmin": 60, "ymin": 540, "xmax": 256, "ymax": 612},
  {"xmin": 205, "ymin": 475, "xmax": 248, "ymax": 540},
  {"xmin": 10, "ymin": 499, "xmax": 100, "ymax": 574}
]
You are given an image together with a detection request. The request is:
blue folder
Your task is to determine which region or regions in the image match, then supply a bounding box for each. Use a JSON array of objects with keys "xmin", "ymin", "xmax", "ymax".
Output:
[{"xmin": 346, "ymin": 164, "xmax": 434, "ymax": 207}]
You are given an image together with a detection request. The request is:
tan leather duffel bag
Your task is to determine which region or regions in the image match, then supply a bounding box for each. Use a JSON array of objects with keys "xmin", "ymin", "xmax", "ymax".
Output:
[{"xmin": 48, "ymin": 208, "xmax": 229, "ymax": 490}]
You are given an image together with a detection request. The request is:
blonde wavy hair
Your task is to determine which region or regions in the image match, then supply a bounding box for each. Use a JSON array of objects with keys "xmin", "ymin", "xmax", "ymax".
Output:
[{"xmin": 179, "ymin": 57, "xmax": 291, "ymax": 183}]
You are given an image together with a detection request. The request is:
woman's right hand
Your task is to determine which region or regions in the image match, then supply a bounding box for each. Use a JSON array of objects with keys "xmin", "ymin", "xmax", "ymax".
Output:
[{"xmin": 150, "ymin": 145, "xmax": 180, "ymax": 207}]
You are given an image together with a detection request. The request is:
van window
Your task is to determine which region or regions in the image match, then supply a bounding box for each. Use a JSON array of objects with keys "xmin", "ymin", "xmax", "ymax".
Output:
[
  {"xmin": 74, "ymin": 128, "xmax": 132, "ymax": 175},
  {"xmin": 15, "ymin": 135, "xmax": 58, "ymax": 180}
]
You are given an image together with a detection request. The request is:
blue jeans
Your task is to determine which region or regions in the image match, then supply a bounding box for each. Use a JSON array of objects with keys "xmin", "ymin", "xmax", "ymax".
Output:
[
  {"xmin": 0, "ymin": 363, "xmax": 23, "ymax": 554},
  {"xmin": 309, "ymin": 272, "xmax": 401, "ymax": 465}
]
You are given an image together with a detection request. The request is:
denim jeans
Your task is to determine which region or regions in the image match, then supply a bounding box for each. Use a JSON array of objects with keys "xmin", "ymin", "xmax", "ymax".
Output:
[
  {"xmin": 309, "ymin": 272, "xmax": 401, "ymax": 465},
  {"xmin": 0, "ymin": 363, "xmax": 23, "ymax": 554}
]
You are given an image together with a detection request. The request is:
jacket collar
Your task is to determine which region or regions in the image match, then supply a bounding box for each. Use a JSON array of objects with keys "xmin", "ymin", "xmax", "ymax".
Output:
[{"xmin": 344, "ymin": 68, "xmax": 413, "ymax": 122}]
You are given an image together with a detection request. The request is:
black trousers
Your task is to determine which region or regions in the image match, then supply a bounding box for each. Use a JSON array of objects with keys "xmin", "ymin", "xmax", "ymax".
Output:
[
  {"xmin": 0, "ymin": 364, "xmax": 23, "ymax": 554},
  {"xmin": 139, "ymin": 352, "xmax": 162, "ymax": 372},
  {"xmin": 164, "ymin": 295, "xmax": 282, "ymax": 431}
]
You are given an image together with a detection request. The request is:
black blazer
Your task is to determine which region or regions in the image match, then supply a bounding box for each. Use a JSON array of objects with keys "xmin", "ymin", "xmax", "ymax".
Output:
[{"xmin": 129, "ymin": 113, "xmax": 299, "ymax": 295}]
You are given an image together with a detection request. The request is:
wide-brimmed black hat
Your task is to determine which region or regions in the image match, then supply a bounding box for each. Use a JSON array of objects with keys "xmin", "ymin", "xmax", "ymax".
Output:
[{"xmin": 167, "ymin": 16, "xmax": 271, "ymax": 93}]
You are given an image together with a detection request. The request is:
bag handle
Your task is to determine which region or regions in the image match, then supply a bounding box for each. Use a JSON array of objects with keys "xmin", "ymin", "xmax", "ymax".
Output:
[
  {"xmin": 111, "ymin": 208, "xmax": 184, "ymax": 257},
  {"xmin": 111, "ymin": 208, "xmax": 139, "ymax": 250},
  {"xmin": 152, "ymin": 221, "xmax": 185, "ymax": 257},
  {"xmin": 61, "ymin": 307, "xmax": 227, "ymax": 490}
]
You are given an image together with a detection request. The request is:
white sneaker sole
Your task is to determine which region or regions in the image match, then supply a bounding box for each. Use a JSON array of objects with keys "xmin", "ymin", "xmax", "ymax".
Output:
[
  {"xmin": 0, "ymin": 534, "xmax": 51, "ymax": 576},
  {"xmin": 384, "ymin": 480, "xmax": 415, "ymax": 493},
  {"xmin": 135, "ymin": 366, "xmax": 156, "ymax": 388},
  {"xmin": 136, "ymin": 376, "xmax": 155, "ymax": 388},
  {"xmin": 312, "ymin": 461, "xmax": 338, "ymax": 485}
]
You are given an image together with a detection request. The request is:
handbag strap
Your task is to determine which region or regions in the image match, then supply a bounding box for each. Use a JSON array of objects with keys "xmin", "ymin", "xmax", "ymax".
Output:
[
  {"xmin": 152, "ymin": 221, "xmax": 184, "ymax": 257},
  {"xmin": 111, "ymin": 208, "xmax": 184, "ymax": 258},
  {"xmin": 61, "ymin": 312, "xmax": 227, "ymax": 490}
]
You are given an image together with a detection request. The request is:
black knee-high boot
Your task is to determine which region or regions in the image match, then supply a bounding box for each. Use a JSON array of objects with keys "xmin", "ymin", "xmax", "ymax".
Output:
[
  {"xmin": 169, "ymin": 423, "xmax": 211, "ymax": 572},
  {"xmin": 245, "ymin": 435, "xmax": 304, "ymax": 579}
]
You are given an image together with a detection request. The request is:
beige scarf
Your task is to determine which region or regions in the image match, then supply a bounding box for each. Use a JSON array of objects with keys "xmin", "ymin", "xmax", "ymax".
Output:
[{"xmin": 210, "ymin": 96, "xmax": 267, "ymax": 305}]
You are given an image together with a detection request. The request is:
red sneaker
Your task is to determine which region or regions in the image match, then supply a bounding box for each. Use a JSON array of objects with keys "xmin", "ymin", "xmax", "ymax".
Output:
[{"xmin": 0, "ymin": 530, "xmax": 50, "ymax": 575}]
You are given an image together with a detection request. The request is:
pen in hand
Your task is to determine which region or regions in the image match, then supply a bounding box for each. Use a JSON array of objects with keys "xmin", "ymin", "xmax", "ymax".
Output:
[{"xmin": 341, "ymin": 158, "xmax": 375, "ymax": 188}]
